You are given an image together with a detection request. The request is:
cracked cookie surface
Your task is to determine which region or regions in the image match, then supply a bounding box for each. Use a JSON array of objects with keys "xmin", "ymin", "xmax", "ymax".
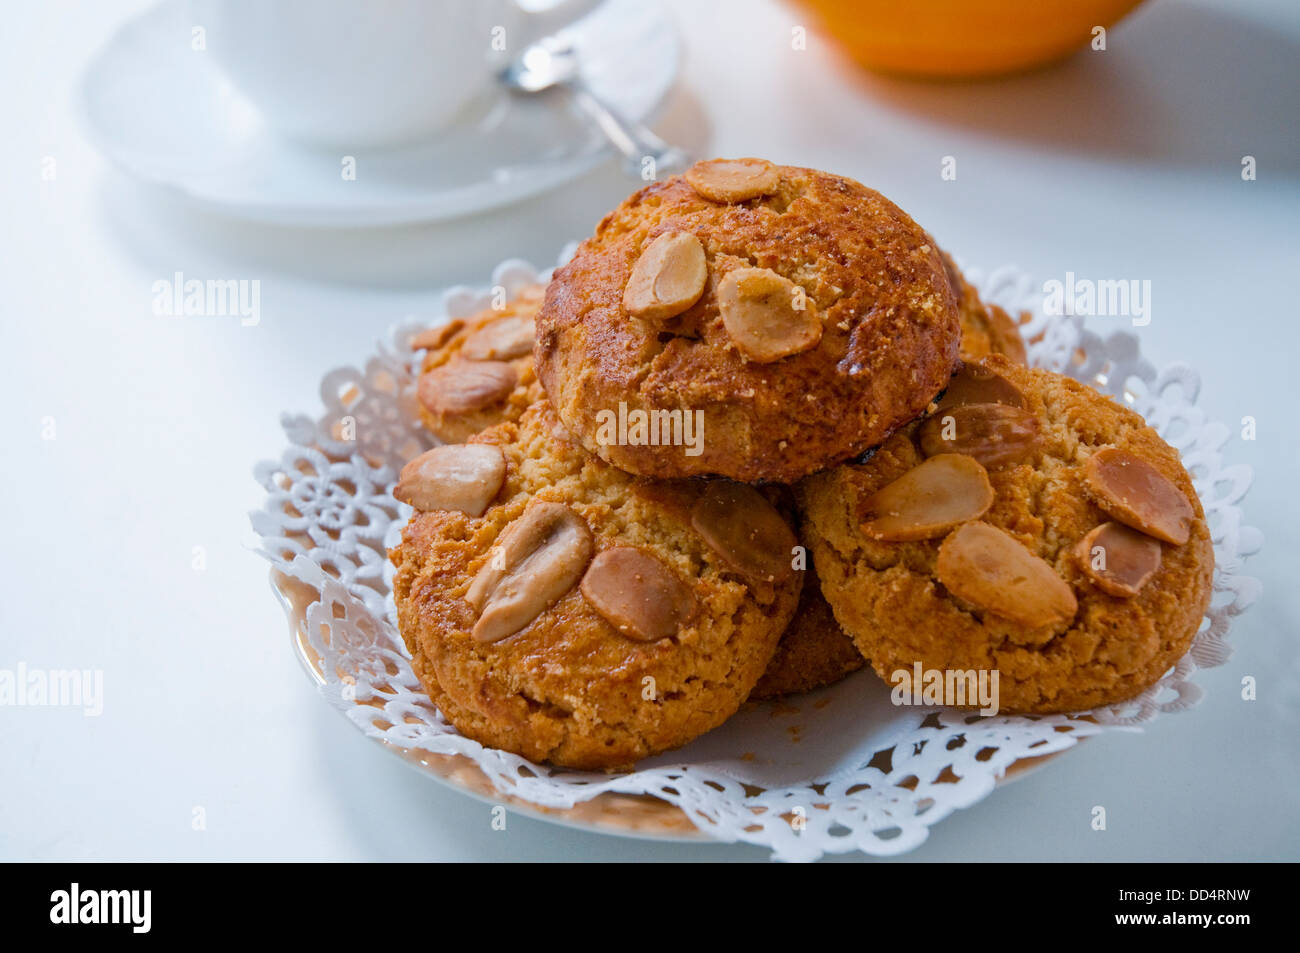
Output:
[
  {"xmin": 796, "ymin": 357, "xmax": 1213, "ymax": 713},
  {"xmin": 535, "ymin": 162, "xmax": 963, "ymax": 483},
  {"xmin": 391, "ymin": 400, "xmax": 801, "ymax": 770}
]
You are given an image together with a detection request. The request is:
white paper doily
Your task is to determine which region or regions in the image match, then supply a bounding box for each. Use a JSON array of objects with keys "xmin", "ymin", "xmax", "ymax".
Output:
[{"xmin": 251, "ymin": 254, "xmax": 1261, "ymax": 861}]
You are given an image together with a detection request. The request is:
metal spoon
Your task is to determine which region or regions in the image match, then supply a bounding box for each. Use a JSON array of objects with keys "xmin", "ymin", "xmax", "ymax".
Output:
[{"xmin": 501, "ymin": 37, "xmax": 690, "ymax": 178}]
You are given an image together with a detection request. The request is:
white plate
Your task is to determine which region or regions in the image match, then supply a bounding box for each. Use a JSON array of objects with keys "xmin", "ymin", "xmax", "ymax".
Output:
[
  {"xmin": 78, "ymin": 0, "xmax": 680, "ymax": 226},
  {"xmin": 251, "ymin": 255, "xmax": 1259, "ymax": 860}
]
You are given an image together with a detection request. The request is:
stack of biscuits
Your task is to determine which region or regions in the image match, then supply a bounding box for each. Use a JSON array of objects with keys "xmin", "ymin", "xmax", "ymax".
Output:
[{"xmin": 390, "ymin": 159, "xmax": 1213, "ymax": 771}]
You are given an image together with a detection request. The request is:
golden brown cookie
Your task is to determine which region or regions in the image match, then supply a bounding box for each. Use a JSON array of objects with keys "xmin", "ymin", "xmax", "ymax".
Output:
[
  {"xmin": 749, "ymin": 556, "xmax": 864, "ymax": 700},
  {"xmin": 797, "ymin": 356, "xmax": 1214, "ymax": 713},
  {"xmin": 413, "ymin": 285, "xmax": 545, "ymax": 444},
  {"xmin": 390, "ymin": 400, "xmax": 802, "ymax": 771},
  {"xmin": 535, "ymin": 160, "xmax": 963, "ymax": 483}
]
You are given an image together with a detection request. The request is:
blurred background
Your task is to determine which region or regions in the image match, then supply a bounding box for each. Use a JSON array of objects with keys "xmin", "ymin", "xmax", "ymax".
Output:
[{"xmin": 1, "ymin": 0, "xmax": 1297, "ymax": 861}]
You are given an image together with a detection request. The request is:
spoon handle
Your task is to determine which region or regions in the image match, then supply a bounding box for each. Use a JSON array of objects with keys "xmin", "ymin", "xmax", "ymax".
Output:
[{"xmin": 566, "ymin": 82, "xmax": 690, "ymax": 178}]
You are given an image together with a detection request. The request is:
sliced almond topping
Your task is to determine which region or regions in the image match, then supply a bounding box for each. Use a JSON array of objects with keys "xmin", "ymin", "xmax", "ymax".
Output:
[
  {"xmin": 918, "ymin": 402, "xmax": 1041, "ymax": 469},
  {"xmin": 934, "ymin": 360, "xmax": 1027, "ymax": 411},
  {"xmin": 690, "ymin": 481, "xmax": 797, "ymax": 584},
  {"xmin": 684, "ymin": 158, "xmax": 779, "ymax": 203},
  {"xmin": 1073, "ymin": 521, "xmax": 1163, "ymax": 597},
  {"xmin": 623, "ymin": 232, "xmax": 707, "ymax": 321},
  {"xmin": 411, "ymin": 320, "xmax": 464, "ymax": 352},
  {"xmin": 580, "ymin": 547, "xmax": 695, "ymax": 642},
  {"xmin": 861, "ymin": 454, "xmax": 994, "ymax": 542},
  {"xmin": 466, "ymin": 502, "xmax": 594, "ymax": 643},
  {"xmin": 460, "ymin": 314, "xmax": 535, "ymax": 361},
  {"xmin": 1083, "ymin": 447, "xmax": 1194, "ymax": 545},
  {"xmin": 417, "ymin": 360, "xmax": 517, "ymax": 415},
  {"xmin": 936, "ymin": 522, "xmax": 1078, "ymax": 627},
  {"xmin": 717, "ymin": 267, "xmax": 822, "ymax": 363},
  {"xmin": 394, "ymin": 444, "xmax": 506, "ymax": 516}
]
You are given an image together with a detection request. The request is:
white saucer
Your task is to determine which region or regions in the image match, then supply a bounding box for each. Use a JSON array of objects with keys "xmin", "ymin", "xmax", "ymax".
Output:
[{"xmin": 78, "ymin": 0, "xmax": 680, "ymax": 226}]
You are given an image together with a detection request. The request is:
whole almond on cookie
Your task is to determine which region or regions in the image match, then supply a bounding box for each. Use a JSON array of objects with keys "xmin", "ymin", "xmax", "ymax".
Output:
[
  {"xmin": 918, "ymin": 402, "xmax": 1041, "ymax": 469},
  {"xmin": 936, "ymin": 522, "xmax": 1077, "ymax": 627},
  {"xmin": 623, "ymin": 231, "xmax": 707, "ymax": 321},
  {"xmin": 1083, "ymin": 447, "xmax": 1194, "ymax": 545},
  {"xmin": 861, "ymin": 454, "xmax": 994, "ymax": 541},
  {"xmin": 395, "ymin": 444, "xmax": 506, "ymax": 517},
  {"xmin": 461, "ymin": 314, "xmax": 535, "ymax": 361},
  {"xmin": 411, "ymin": 320, "xmax": 465, "ymax": 352},
  {"xmin": 1073, "ymin": 521, "xmax": 1163, "ymax": 597},
  {"xmin": 690, "ymin": 481, "xmax": 797, "ymax": 584},
  {"xmin": 466, "ymin": 502, "xmax": 594, "ymax": 643},
  {"xmin": 717, "ymin": 267, "xmax": 822, "ymax": 363},
  {"xmin": 580, "ymin": 547, "xmax": 696, "ymax": 641},
  {"xmin": 934, "ymin": 360, "xmax": 1028, "ymax": 411},
  {"xmin": 685, "ymin": 158, "xmax": 779, "ymax": 203},
  {"xmin": 418, "ymin": 359, "xmax": 517, "ymax": 415}
]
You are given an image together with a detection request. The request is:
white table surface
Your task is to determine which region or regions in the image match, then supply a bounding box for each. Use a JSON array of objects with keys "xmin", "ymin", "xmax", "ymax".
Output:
[{"xmin": 2, "ymin": 0, "xmax": 1297, "ymax": 862}]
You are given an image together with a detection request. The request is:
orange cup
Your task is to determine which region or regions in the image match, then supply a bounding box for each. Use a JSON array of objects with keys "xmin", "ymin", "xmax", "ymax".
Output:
[{"xmin": 793, "ymin": 0, "xmax": 1147, "ymax": 78}]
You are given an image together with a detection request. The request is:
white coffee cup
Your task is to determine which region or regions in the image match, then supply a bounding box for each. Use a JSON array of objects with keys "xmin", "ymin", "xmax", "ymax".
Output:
[{"xmin": 190, "ymin": 0, "xmax": 603, "ymax": 149}]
